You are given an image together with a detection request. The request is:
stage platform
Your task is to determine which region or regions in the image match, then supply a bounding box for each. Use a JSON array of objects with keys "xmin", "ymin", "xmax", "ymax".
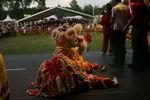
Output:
[{"xmin": 3, "ymin": 51, "xmax": 150, "ymax": 100}]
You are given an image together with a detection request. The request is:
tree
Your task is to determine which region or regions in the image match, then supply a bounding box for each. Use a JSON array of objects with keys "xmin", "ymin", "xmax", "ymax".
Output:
[
  {"xmin": 110, "ymin": 0, "xmax": 128, "ymax": 6},
  {"xmin": 109, "ymin": 0, "xmax": 116, "ymax": 7},
  {"xmin": 6, "ymin": 0, "xmax": 33, "ymax": 10},
  {"xmin": 69, "ymin": 0, "xmax": 82, "ymax": 12},
  {"xmin": 3, "ymin": 0, "xmax": 33, "ymax": 20},
  {"xmin": 9, "ymin": 8, "xmax": 24, "ymax": 20},
  {"xmin": 93, "ymin": 5, "xmax": 104, "ymax": 16},
  {"xmin": 83, "ymin": 5, "xmax": 104, "ymax": 16},
  {"xmin": 0, "ymin": 9, "xmax": 6, "ymax": 20},
  {"xmin": 83, "ymin": 4, "xmax": 93, "ymax": 15},
  {"xmin": 0, "ymin": 0, "xmax": 5, "ymax": 10},
  {"xmin": 0, "ymin": 0, "xmax": 14, "ymax": 10},
  {"xmin": 0, "ymin": 0, "xmax": 11, "ymax": 19},
  {"xmin": 123, "ymin": 0, "xmax": 128, "ymax": 5},
  {"xmin": 34, "ymin": 0, "xmax": 46, "ymax": 8}
]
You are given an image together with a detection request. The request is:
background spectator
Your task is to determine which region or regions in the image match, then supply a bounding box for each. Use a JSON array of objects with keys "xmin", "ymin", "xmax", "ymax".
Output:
[{"xmin": 101, "ymin": 3, "xmax": 112, "ymax": 55}]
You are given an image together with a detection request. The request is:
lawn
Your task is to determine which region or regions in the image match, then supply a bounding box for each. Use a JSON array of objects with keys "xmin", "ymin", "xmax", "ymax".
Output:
[{"xmin": 0, "ymin": 33, "xmax": 132, "ymax": 55}]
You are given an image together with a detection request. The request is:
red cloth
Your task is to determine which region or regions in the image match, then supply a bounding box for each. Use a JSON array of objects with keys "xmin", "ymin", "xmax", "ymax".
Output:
[
  {"xmin": 131, "ymin": 1, "xmax": 149, "ymax": 24},
  {"xmin": 83, "ymin": 34, "xmax": 92, "ymax": 43},
  {"xmin": 101, "ymin": 13, "xmax": 112, "ymax": 35}
]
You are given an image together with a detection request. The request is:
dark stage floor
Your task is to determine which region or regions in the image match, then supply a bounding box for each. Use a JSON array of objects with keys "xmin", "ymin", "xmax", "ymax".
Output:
[{"xmin": 3, "ymin": 51, "xmax": 150, "ymax": 100}]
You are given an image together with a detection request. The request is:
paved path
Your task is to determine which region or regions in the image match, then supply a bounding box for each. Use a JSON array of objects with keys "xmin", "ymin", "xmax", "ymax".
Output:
[{"xmin": 3, "ymin": 51, "xmax": 150, "ymax": 100}]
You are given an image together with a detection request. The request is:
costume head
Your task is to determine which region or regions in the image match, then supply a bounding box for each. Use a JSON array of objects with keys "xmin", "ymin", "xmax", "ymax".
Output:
[
  {"xmin": 72, "ymin": 24, "xmax": 83, "ymax": 34},
  {"xmin": 51, "ymin": 24, "xmax": 87, "ymax": 50}
]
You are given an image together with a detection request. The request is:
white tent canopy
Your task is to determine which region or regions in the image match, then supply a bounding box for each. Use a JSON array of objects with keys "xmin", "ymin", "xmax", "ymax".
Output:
[
  {"xmin": 3, "ymin": 15, "xmax": 16, "ymax": 22},
  {"xmin": 65, "ymin": 15, "xmax": 83, "ymax": 19},
  {"xmin": 74, "ymin": 15, "xmax": 83, "ymax": 19},
  {"xmin": 45, "ymin": 15, "xmax": 57, "ymax": 20},
  {"xmin": 16, "ymin": 7, "xmax": 94, "ymax": 23}
]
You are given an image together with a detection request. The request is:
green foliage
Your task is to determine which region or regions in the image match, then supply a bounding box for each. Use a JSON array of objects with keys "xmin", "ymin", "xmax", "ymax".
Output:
[
  {"xmin": 4, "ymin": 0, "xmax": 33, "ymax": 10},
  {"xmin": 109, "ymin": 0, "xmax": 128, "ymax": 6},
  {"xmin": 23, "ymin": 7, "xmax": 47, "ymax": 15},
  {"xmin": 0, "ymin": 0, "xmax": 109, "ymax": 20},
  {"xmin": 9, "ymin": 8, "xmax": 24, "ymax": 20},
  {"xmin": 83, "ymin": 4, "xmax": 93, "ymax": 15},
  {"xmin": 93, "ymin": 5, "xmax": 104, "ymax": 16},
  {"xmin": 34, "ymin": 0, "xmax": 46, "ymax": 8},
  {"xmin": 69, "ymin": 0, "xmax": 82, "ymax": 12},
  {"xmin": 0, "ymin": 35, "xmax": 55, "ymax": 55},
  {"xmin": 123, "ymin": 0, "xmax": 128, "ymax": 5},
  {"xmin": 0, "ymin": 9, "xmax": 7, "ymax": 20},
  {"xmin": 0, "ymin": 0, "xmax": 7, "ymax": 10}
]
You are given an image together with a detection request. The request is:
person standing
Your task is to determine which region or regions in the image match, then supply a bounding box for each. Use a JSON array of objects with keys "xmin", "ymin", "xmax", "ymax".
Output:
[
  {"xmin": 124, "ymin": 0, "xmax": 150, "ymax": 68},
  {"xmin": 111, "ymin": 0, "xmax": 131, "ymax": 66},
  {"xmin": 101, "ymin": 3, "xmax": 112, "ymax": 55}
]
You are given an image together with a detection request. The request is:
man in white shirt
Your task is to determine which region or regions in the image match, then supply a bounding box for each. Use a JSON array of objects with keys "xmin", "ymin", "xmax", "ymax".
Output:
[{"xmin": 111, "ymin": 0, "xmax": 130, "ymax": 66}]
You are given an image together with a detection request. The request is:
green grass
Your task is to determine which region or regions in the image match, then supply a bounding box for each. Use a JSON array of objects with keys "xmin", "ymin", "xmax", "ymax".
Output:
[
  {"xmin": 0, "ymin": 35, "xmax": 55, "ymax": 55},
  {"xmin": 82, "ymin": 32, "xmax": 132, "ymax": 51},
  {"xmin": 0, "ymin": 33, "xmax": 131, "ymax": 55}
]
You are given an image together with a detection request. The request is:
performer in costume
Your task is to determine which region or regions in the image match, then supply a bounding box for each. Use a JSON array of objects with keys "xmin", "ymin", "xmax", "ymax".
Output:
[
  {"xmin": 0, "ymin": 53, "xmax": 10, "ymax": 100},
  {"xmin": 26, "ymin": 24, "xmax": 118, "ymax": 98}
]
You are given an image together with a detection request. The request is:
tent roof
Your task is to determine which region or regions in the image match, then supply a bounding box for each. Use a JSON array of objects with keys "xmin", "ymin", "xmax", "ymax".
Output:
[
  {"xmin": 3, "ymin": 15, "xmax": 13, "ymax": 22},
  {"xmin": 45, "ymin": 15, "xmax": 57, "ymax": 20},
  {"xmin": 16, "ymin": 6, "xmax": 94, "ymax": 23}
]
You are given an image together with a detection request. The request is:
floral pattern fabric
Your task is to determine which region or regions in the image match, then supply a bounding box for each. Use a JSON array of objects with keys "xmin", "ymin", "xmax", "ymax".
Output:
[{"xmin": 26, "ymin": 47, "xmax": 115, "ymax": 98}]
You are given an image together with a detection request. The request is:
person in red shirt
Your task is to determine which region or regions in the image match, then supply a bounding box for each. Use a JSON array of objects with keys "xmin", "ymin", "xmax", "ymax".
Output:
[
  {"xmin": 124, "ymin": 0, "xmax": 150, "ymax": 68},
  {"xmin": 101, "ymin": 3, "xmax": 112, "ymax": 55}
]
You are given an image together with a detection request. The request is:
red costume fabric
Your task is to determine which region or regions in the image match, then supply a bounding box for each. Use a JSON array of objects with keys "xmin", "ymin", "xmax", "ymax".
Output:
[{"xmin": 27, "ymin": 47, "xmax": 115, "ymax": 97}]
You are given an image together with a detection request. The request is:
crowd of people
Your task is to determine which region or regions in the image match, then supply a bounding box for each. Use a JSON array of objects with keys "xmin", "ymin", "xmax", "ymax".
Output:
[
  {"xmin": 0, "ymin": 17, "xmax": 98, "ymax": 38},
  {"xmin": 0, "ymin": 22, "xmax": 15, "ymax": 38}
]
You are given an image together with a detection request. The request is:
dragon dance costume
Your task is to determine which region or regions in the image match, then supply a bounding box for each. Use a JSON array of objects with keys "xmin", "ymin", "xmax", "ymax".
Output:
[{"xmin": 26, "ymin": 24, "xmax": 118, "ymax": 98}]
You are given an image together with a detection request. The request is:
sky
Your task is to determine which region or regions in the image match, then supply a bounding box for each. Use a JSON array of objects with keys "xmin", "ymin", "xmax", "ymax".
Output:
[{"xmin": 30, "ymin": 0, "xmax": 111, "ymax": 8}]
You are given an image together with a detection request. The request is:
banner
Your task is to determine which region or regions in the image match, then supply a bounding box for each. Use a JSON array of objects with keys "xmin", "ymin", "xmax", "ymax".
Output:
[{"xmin": 24, "ymin": 14, "xmax": 31, "ymax": 17}]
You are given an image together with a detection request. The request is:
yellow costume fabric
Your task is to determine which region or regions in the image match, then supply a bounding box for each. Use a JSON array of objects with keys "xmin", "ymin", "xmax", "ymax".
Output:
[{"xmin": 0, "ymin": 54, "xmax": 10, "ymax": 100}]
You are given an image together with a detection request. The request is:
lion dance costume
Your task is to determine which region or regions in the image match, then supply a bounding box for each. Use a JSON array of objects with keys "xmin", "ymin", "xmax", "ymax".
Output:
[
  {"xmin": 26, "ymin": 24, "xmax": 118, "ymax": 98},
  {"xmin": 0, "ymin": 53, "xmax": 10, "ymax": 100}
]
